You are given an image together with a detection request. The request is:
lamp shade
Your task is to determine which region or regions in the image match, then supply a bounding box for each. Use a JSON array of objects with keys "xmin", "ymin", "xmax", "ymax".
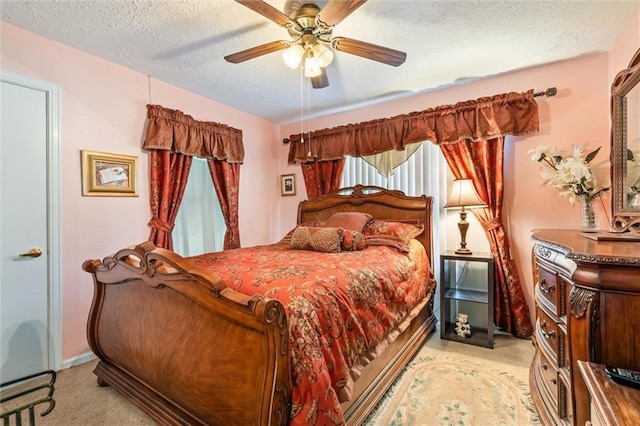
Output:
[
  {"xmin": 282, "ymin": 44, "xmax": 304, "ymax": 69},
  {"xmin": 304, "ymin": 56, "xmax": 322, "ymax": 78},
  {"xmin": 443, "ymin": 179, "xmax": 487, "ymax": 209},
  {"xmin": 312, "ymin": 43, "xmax": 334, "ymax": 68}
]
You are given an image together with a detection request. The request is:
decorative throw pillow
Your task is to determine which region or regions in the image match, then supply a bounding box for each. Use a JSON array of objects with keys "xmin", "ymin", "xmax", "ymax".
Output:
[
  {"xmin": 364, "ymin": 220, "xmax": 423, "ymax": 241},
  {"xmin": 364, "ymin": 220, "xmax": 424, "ymax": 252},
  {"xmin": 341, "ymin": 229, "xmax": 366, "ymax": 251},
  {"xmin": 290, "ymin": 226, "xmax": 343, "ymax": 253},
  {"xmin": 280, "ymin": 221, "xmax": 326, "ymax": 244},
  {"xmin": 323, "ymin": 212, "xmax": 374, "ymax": 233},
  {"xmin": 365, "ymin": 235, "xmax": 411, "ymax": 253}
]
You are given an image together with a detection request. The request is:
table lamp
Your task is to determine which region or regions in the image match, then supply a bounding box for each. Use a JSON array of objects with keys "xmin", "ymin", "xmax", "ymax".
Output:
[{"xmin": 444, "ymin": 178, "xmax": 487, "ymax": 255}]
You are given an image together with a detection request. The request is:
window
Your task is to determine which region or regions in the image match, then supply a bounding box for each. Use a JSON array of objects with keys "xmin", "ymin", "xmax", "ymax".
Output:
[{"xmin": 173, "ymin": 158, "xmax": 225, "ymax": 256}]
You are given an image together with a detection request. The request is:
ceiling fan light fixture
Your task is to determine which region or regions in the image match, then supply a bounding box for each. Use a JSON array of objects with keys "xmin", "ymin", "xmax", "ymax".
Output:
[
  {"xmin": 312, "ymin": 43, "xmax": 334, "ymax": 68},
  {"xmin": 303, "ymin": 55, "xmax": 322, "ymax": 78},
  {"xmin": 282, "ymin": 44, "xmax": 305, "ymax": 69}
]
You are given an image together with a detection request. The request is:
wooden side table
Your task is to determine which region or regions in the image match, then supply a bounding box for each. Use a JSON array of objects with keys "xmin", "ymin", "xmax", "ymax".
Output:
[
  {"xmin": 439, "ymin": 251, "xmax": 494, "ymax": 348},
  {"xmin": 578, "ymin": 361, "xmax": 640, "ymax": 425}
]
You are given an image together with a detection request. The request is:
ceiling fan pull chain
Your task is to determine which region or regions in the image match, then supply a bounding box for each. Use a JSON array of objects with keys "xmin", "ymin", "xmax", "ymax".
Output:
[
  {"xmin": 300, "ymin": 64, "xmax": 305, "ymax": 146},
  {"xmin": 307, "ymin": 77, "xmax": 312, "ymax": 157}
]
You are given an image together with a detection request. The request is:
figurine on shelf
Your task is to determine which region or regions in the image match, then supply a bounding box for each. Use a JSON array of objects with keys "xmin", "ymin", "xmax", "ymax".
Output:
[{"xmin": 455, "ymin": 313, "xmax": 471, "ymax": 338}]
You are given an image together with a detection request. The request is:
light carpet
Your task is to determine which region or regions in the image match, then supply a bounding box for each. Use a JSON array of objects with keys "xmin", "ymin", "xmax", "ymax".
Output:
[
  {"xmin": 5, "ymin": 330, "xmax": 538, "ymax": 425},
  {"xmin": 364, "ymin": 330, "xmax": 539, "ymax": 426}
]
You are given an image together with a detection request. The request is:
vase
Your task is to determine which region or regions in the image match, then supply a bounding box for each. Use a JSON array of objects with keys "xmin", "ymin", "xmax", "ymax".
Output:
[{"xmin": 580, "ymin": 195, "xmax": 599, "ymax": 233}]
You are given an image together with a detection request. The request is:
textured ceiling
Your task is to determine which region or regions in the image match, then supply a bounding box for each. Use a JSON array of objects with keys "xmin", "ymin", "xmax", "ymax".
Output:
[{"xmin": 2, "ymin": 1, "xmax": 638, "ymax": 123}]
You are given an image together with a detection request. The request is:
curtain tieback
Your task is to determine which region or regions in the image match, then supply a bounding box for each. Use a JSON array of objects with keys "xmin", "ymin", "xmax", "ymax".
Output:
[
  {"xmin": 484, "ymin": 218, "xmax": 503, "ymax": 231},
  {"xmin": 148, "ymin": 218, "xmax": 174, "ymax": 233}
]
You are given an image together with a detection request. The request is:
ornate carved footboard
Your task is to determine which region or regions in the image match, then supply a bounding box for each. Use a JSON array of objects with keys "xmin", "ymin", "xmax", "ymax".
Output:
[{"xmin": 83, "ymin": 241, "xmax": 292, "ymax": 425}]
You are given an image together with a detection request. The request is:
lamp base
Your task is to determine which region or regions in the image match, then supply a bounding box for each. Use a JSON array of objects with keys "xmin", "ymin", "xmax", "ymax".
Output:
[
  {"xmin": 455, "ymin": 247, "xmax": 473, "ymax": 255},
  {"xmin": 455, "ymin": 208, "xmax": 473, "ymax": 255}
]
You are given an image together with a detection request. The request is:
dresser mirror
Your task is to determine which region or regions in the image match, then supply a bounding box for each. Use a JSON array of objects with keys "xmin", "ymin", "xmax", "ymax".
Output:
[{"xmin": 611, "ymin": 48, "xmax": 640, "ymax": 234}]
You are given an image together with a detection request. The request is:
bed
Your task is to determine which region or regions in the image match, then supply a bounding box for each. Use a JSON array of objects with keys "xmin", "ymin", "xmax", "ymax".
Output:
[{"xmin": 82, "ymin": 185, "xmax": 437, "ymax": 425}]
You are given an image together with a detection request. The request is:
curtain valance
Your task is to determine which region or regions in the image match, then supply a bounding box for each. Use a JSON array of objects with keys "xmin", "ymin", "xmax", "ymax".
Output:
[
  {"xmin": 143, "ymin": 104, "xmax": 244, "ymax": 164},
  {"xmin": 288, "ymin": 90, "xmax": 538, "ymax": 164}
]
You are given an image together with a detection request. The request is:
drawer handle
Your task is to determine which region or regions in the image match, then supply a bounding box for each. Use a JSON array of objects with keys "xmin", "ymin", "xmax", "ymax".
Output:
[
  {"xmin": 541, "ymin": 321, "xmax": 556, "ymax": 339},
  {"xmin": 542, "ymin": 363, "xmax": 548, "ymax": 370},
  {"xmin": 551, "ymin": 378, "xmax": 557, "ymax": 385},
  {"xmin": 539, "ymin": 278, "xmax": 555, "ymax": 293}
]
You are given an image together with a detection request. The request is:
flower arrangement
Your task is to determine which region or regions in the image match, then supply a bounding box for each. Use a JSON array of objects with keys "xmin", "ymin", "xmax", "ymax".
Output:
[{"xmin": 528, "ymin": 144, "xmax": 610, "ymax": 205}]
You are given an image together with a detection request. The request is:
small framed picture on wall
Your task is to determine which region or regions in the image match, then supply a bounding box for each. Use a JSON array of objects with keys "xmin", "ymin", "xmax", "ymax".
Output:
[
  {"xmin": 81, "ymin": 150, "xmax": 138, "ymax": 197},
  {"xmin": 280, "ymin": 174, "xmax": 296, "ymax": 196}
]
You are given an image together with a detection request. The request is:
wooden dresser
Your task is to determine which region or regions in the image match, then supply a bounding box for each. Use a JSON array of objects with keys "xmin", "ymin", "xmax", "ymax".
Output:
[{"xmin": 530, "ymin": 229, "xmax": 640, "ymax": 426}]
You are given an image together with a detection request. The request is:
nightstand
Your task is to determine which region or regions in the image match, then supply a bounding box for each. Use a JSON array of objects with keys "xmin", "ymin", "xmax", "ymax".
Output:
[{"xmin": 440, "ymin": 251, "xmax": 494, "ymax": 348}]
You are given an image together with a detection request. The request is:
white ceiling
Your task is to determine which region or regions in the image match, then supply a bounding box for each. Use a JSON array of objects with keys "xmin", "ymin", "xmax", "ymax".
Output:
[{"xmin": 2, "ymin": 1, "xmax": 638, "ymax": 124}]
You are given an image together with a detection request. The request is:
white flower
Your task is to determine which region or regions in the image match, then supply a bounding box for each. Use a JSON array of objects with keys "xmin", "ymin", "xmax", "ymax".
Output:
[
  {"xmin": 529, "ymin": 145, "xmax": 557, "ymax": 162},
  {"xmin": 529, "ymin": 143, "xmax": 610, "ymax": 204}
]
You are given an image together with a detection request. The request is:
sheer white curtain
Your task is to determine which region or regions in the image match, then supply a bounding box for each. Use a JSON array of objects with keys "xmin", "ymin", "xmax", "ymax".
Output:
[{"xmin": 173, "ymin": 157, "xmax": 225, "ymax": 256}]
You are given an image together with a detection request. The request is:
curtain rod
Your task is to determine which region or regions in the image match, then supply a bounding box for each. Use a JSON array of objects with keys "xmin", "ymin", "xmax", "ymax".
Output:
[
  {"xmin": 282, "ymin": 89, "xmax": 551, "ymax": 144},
  {"xmin": 534, "ymin": 87, "xmax": 557, "ymax": 97}
]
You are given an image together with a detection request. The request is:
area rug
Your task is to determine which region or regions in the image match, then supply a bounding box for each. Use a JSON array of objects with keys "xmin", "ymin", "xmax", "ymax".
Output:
[{"xmin": 363, "ymin": 355, "xmax": 540, "ymax": 426}]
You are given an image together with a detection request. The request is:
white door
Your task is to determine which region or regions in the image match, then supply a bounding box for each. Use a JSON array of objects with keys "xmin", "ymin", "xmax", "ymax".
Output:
[{"xmin": 0, "ymin": 72, "xmax": 61, "ymax": 382}]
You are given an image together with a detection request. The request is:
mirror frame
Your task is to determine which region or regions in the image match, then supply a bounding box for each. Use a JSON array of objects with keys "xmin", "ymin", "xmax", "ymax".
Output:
[{"xmin": 611, "ymin": 48, "xmax": 640, "ymax": 234}]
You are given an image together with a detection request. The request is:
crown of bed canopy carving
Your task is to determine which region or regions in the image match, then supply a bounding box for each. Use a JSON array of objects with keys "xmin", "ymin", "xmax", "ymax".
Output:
[{"xmin": 287, "ymin": 90, "xmax": 539, "ymax": 163}]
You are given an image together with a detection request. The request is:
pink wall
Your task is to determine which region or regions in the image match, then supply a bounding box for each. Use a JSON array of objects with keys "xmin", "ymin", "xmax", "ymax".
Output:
[
  {"xmin": 1, "ymin": 22, "xmax": 282, "ymax": 362},
  {"xmin": 610, "ymin": 8, "xmax": 640, "ymax": 84},
  {"xmin": 280, "ymin": 5, "xmax": 640, "ymax": 327}
]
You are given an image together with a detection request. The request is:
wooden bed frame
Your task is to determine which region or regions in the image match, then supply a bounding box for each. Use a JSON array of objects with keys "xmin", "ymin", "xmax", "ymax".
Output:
[{"xmin": 82, "ymin": 185, "xmax": 437, "ymax": 425}]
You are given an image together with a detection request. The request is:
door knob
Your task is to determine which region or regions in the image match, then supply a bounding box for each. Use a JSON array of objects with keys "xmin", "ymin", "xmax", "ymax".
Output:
[{"xmin": 20, "ymin": 248, "xmax": 43, "ymax": 258}]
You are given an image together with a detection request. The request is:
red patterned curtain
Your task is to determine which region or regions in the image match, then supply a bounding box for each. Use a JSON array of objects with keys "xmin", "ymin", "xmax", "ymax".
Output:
[
  {"xmin": 301, "ymin": 159, "xmax": 345, "ymax": 200},
  {"xmin": 143, "ymin": 105, "xmax": 244, "ymax": 250},
  {"xmin": 440, "ymin": 137, "xmax": 533, "ymax": 338},
  {"xmin": 207, "ymin": 159, "xmax": 241, "ymax": 249},
  {"xmin": 148, "ymin": 150, "xmax": 193, "ymax": 250}
]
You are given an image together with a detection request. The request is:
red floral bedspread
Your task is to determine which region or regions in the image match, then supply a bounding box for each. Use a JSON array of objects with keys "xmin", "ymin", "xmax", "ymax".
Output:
[{"xmin": 189, "ymin": 239, "xmax": 434, "ymax": 425}]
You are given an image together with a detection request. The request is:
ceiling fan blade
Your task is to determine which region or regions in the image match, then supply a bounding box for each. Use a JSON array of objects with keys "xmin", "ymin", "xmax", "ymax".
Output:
[
  {"xmin": 317, "ymin": 0, "xmax": 367, "ymax": 27},
  {"xmin": 224, "ymin": 40, "xmax": 290, "ymax": 63},
  {"xmin": 331, "ymin": 37, "xmax": 407, "ymax": 66},
  {"xmin": 311, "ymin": 68, "xmax": 329, "ymax": 89},
  {"xmin": 235, "ymin": 0, "xmax": 297, "ymax": 28}
]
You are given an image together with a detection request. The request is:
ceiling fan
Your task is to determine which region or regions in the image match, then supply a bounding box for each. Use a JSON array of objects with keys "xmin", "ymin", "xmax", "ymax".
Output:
[{"xmin": 224, "ymin": 0, "xmax": 407, "ymax": 89}]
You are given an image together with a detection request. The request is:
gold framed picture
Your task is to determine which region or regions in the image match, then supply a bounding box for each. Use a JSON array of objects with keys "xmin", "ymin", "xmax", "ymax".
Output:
[
  {"xmin": 81, "ymin": 150, "xmax": 138, "ymax": 197},
  {"xmin": 280, "ymin": 174, "xmax": 296, "ymax": 196}
]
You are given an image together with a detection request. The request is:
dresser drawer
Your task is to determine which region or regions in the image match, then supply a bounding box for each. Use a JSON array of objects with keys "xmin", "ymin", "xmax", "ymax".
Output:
[
  {"xmin": 558, "ymin": 373, "xmax": 574, "ymax": 424},
  {"xmin": 536, "ymin": 307, "xmax": 562, "ymax": 365},
  {"xmin": 535, "ymin": 263, "xmax": 561, "ymax": 315},
  {"xmin": 536, "ymin": 349, "xmax": 559, "ymax": 403}
]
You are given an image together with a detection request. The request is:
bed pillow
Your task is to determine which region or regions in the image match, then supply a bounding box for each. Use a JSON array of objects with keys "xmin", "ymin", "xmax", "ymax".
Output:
[
  {"xmin": 280, "ymin": 221, "xmax": 326, "ymax": 244},
  {"xmin": 323, "ymin": 212, "xmax": 374, "ymax": 233},
  {"xmin": 290, "ymin": 226, "xmax": 343, "ymax": 253},
  {"xmin": 364, "ymin": 220, "xmax": 424, "ymax": 252},
  {"xmin": 341, "ymin": 229, "xmax": 366, "ymax": 251},
  {"xmin": 365, "ymin": 235, "xmax": 412, "ymax": 253}
]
